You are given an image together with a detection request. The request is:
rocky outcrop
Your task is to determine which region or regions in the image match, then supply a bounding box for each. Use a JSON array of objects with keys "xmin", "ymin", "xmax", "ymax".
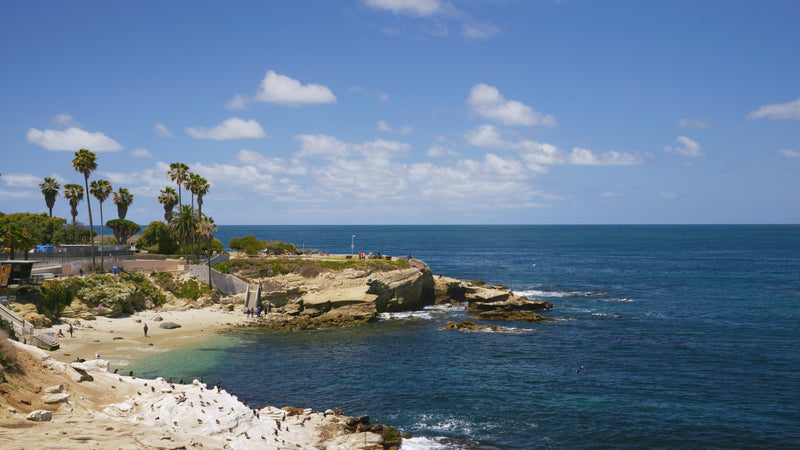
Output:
[{"xmin": 252, "ymin": 267, "xmax": 435, "ymax": 328}]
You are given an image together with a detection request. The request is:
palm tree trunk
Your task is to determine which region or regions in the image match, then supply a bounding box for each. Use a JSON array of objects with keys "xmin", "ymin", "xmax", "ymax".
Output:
[
  {"xmin": 83, "ymin": 177, "xmax": 96, "ymax": 272},
  {"xmin": 99, "ymin": 202, "xmax": 105, "ymax": 272}
]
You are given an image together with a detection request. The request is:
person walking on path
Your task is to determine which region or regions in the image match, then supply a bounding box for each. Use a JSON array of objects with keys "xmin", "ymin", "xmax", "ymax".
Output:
[{"xmin": 143, "ymin": 323, "xmax": 148, "ymax": 337}]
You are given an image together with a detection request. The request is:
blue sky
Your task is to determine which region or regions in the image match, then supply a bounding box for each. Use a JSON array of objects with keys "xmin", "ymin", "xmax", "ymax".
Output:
[{"xmin": 1, "ymin": 0, "xmax": 798, "ymax": 225}]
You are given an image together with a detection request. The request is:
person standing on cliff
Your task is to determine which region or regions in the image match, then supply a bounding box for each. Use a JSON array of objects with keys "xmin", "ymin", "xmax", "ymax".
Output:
[{"xmin": 143, "ymin": 323, "xmax": 148, "ymax": 337}]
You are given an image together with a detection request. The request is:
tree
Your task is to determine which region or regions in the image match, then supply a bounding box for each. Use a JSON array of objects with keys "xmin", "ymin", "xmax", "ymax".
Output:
[
  {"xmin": 63, "ymin": 183, "xmax": 84, "ymax": 225},
  {"xmin": 193, "ymin": 175, "xmax": 210, "ymax": 216},
  {"xmin": 90, "ymin": 179, "xmax": 113, "ymax": 271},
  {"xmin": 168, "ymin": 163, "xmax": 190, "ymax": 258},
  {"xmin": 106, "ymin": 219, "xmax": 141, "ymax": 245},
  {"xmin": 186, "ymin": 173, "xmax": 210, "ymax": 260},
  {"xmin": 52, "ymin": 225, "xmax": 92, "ymax": 245},
  {"xmin": 158, "ymin": 187, "xmax": 178, "ymax": 222},
  {"xmin": 1, "ymin": 224, "xmax": 38, "ymax": 260},
  {"xmin": 168, "ymin": 204, "xmax": 199, "ymax": 260},
  {"xmin": 39, "ymin": 177, "xmax": 61, "ymax": 217},
  {"xmin": 196, "ymin": 214, "xmax": 217, "ymax": 289},
  {"xmin": 138, "ymin": 221, "xmax": 179, "ymax": 254},
  {"xmin": 72, "ymin": 149, "xmax": 98, "ymax": 271},
  {"xmin": 112, "ymin": 187, "xmax": 134, "ymax": 220},
  {"xmin": 0, "ymin": 213, "xmax": 65, "ymax": 245}
]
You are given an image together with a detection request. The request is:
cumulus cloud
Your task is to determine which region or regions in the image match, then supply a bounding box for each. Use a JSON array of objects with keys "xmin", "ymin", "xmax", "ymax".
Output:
[
  {"xmin": 255, "ymin": 71, "xmax": 336, "ymax": 106},
  {"xmin": 467, "ymin": 84, "xmax": 556, "ymax": 127},
  {"xmin": 295, "ymin": 134, "xmax": 409, "ymax": 160},
  {"xmin": 466, "ymin": 124, "xmax": 644, "ymax": 171},
  {"xmin": 130, "ymin": 148, "xmax": 153, "ymax": 158},
  {"xmin": 777, "ymin": 149, "xmax": 800, "ymax": 158},
  {"xmin": 678, "ymin": 118, "xmax": 709, "ymax": 129},
  {"xmin": 26, "ymin": 127, "xmax": 123, "ymax": 152},
  {"xmin": 362, "ymin": 0, "xmax": 442, "ymax": 17},
  {"xmin": 427, "ymin": 143, "xmax": 459, "ymax": 157},
  {"xmin": 225, "ymin": 93, "xmax": 250, "ymax": 110},
  {"xmin": 568, "ymin": 148, "xmax": 644, "ymax": 166},
  {"xmin": 462, "ymin": 22, "xmax": 500, "ymax": 41},
  {"xmin": 747, "ymin": 97, "xmax": 800, "ymax": 121},
  {"xmin": 377, "ymin": 120, "xmax": 413, "ymax": 135},
  {"xmin": 2, "ymin": 173, "xmax": 41, "ymax": 187},
  {"xmin": 154, "ymin": 122, "xmax": 173, "ymax": 138},
  {"xmin": 186, "ymin": 118, "xmax": 268, "ymax": 140},
  {"xmin": 664, "ymin": 136, "xmax": 703, "ymax": 157},
  {"xmin": 53, "ymin": 114, "xmax": 76, "ymax": 126}
]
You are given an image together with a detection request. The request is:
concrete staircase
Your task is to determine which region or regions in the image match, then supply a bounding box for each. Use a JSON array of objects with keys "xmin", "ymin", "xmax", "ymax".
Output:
[
  {"xmin": 244, "ymin": 284, "xmax": 261, "ymax": 309},
  {"xmin": 0, "ymin": 303, "xmax": 59, "ymax": 350}
]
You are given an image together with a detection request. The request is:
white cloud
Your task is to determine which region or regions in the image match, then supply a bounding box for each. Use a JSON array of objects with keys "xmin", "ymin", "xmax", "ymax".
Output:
[
  {"xmin": 465, "ymin": 124, "xmax": 508, "ymax": 149},
  {"xmin": 362, "ymin": 0, "xmax": 442, "ymax": 17},
  {"xmin": 53, "ymin": 114, "xmax": 76, "ymax": 126},
  {"xmin": 130, "ymin": 148, "xmax": 153, "ymax": 158},
  {"xmin": 295, "ymin": 134, "xmax": 409, "ymax": 160},
  {"xmin": 777, "ymin": 149, "xmax": 800, "ymax": 158},
  {"xmin": 466, "ymin": 125, "xmax": 644, "ymax": 170},
  {"xmin": 461, "ymin": 22, "xmax": 500, "ymax": 41},
  {"xmin": 427, "ymin": 143, "xmax": 458, "ymax": 157},
  {"xmin": 568, "ymin": 148, "xmax": 644, "ymax": 166},
  {"xmin": 377, "ymin": 120, "xmax": 413, "ymax": 135},
  {"xmin": 467, "ymin": 84, "xmax": 556, "ymax": 127},
  {"xmin": 186, "ymin": 118, "xmax": 268, "ymax": 140},
  {"xmin": 664, "ymin": 136, "xmax": 703, "ymax": 157},
  {"xmin": 747, "ymin": 97, "xmax": 800, "ymax": 121},
  {"xmin": 154, "ymin": 122, "xmax": 173, "ymax": 138},
  {"xmin": 255, "ymin": 71, "xmax": 336, "ymax": 106},
  {"xmin": 678, "ymin": 118, "xmax": 709, "ymax": 129},
  {"xmin": 377, "ymin": 92, "xmax": 390, "ymax": 102},
  {"xmin": 236, "ymin": 149, "xmax": 308, "ymax": 176},
  {"xmin": 2, "ymin": 173, "xmax": 40, "ymax": 188},
  {"xmin": 225, "ymin": 93, "xmax": 250, "ymax": 110},
  {"xmin": 26, "ymin": 127, "xmax": 123, "ymax": 152}
]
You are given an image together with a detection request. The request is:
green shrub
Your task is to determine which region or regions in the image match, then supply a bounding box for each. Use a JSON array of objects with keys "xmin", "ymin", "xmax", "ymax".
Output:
[{"xmin": 40, "ymin": 280, "xmax": 73, "ymax": 314}]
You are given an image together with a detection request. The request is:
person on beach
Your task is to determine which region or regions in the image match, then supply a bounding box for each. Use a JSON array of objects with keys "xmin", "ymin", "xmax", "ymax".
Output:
[
  {"xmin": 68, "ymin": 323, "xmax": 73, "ymax": 337},
  {"xmin": 143, "ymin": 323, "xmax": 148, "ymax": 337},
  {"xmin": 57, "ymin": 329, "xmax": 64, "ymax": 338}
]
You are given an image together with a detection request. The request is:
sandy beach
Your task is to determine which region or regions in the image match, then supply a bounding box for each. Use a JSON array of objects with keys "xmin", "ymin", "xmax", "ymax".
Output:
[
  {"xmin": 1, "ymin": 306, "xmax": 394, "ymax": 449},
  {"xmin": 44, "ymin": 306, "xmax": 250, "ymax": 368}
]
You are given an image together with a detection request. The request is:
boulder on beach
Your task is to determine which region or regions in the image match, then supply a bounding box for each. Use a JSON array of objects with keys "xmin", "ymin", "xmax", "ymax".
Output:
[{"xmin": 159, "ymin": 321, "xmax": 181, "ymax": 329}]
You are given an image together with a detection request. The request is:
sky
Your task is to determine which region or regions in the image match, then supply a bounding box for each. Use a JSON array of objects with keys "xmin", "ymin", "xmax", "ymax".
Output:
[{"xmin": 1, "ymin": 0, "xmax": 798, "ymax": 225}]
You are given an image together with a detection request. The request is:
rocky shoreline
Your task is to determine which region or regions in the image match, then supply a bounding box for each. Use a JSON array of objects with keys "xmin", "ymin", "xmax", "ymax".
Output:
[{"xmin": 1, "ymin": 256, "xmax": 554, "ymax": 448}]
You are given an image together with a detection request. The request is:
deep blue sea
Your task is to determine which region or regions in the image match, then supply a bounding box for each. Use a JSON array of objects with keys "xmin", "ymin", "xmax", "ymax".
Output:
[{"xmin": 129, "ymin": 225, "xmax": 800, "ymax": 449}]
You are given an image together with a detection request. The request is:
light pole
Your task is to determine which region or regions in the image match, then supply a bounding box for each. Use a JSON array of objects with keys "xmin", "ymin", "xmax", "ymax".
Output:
[{"xmin": 351, "ymin": 234, "xmax": 355, "ymax": 256}]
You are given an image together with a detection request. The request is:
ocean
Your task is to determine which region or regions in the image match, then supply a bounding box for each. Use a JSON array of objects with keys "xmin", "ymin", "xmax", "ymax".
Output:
[{"xmin": 128, "ymin": 225, "xmax": 800, "ymax": 448}]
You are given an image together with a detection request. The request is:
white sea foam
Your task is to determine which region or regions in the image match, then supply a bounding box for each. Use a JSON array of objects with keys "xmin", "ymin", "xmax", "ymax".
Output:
[
  {"xmin": 400, "ymin": 436, "xmax": 455, "ymax": 449},
  {"xmin": 592, "ymin": 313, "xmax": 622, "ymax": 318},
  {"xmin": 379, "ymin": 304, "xmax": 465, "ymax": 321},
  {"xmin": 514, "ymin": 289, "xmax": 594, "ymax": 298}
]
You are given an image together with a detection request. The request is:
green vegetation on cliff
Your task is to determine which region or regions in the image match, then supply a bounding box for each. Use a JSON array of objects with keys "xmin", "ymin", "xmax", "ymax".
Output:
[
  {"xmin": 150, "ymin": 271, "xmax": 218, "ymax": 301},
  {"xmin": 214, "ymin": 256, "xmax": 411, "ymax": 279}
]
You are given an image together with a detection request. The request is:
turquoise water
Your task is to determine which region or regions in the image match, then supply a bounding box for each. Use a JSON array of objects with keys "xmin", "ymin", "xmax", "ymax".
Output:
[{"xmin": 129, "ymin": 225, "xmax": 800, "ymax": 448}]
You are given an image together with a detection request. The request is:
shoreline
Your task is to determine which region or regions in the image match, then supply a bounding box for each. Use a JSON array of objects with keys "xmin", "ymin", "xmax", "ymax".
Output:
[
  {"xmin": 2, "ymin": 306, "xmax": 396, "ymax": 449},
  {"xmin": 43, "ymin": 305, "xmax": 251, "ymax": 368}
]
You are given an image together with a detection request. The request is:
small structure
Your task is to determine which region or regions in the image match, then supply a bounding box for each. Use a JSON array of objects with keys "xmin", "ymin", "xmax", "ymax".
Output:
[{"xmin": 0, "ymin": 261, "xmax": 36, "ymax": 287}]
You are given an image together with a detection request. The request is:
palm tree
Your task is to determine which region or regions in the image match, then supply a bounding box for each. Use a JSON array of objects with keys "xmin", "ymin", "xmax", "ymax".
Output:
[
  {"xmin": 0, "ymin": 224, "xmax": 37, "ymax": 260},
  {"xmin": 186, "ymin": 173, "xmax": 210, "ymax": 260},
  {"xmin": 168, "ymin": 204, "xmax": 199, "ymax": 262},
  {"xmin": 196, "ymin": 214, "xmax": 217, "ymax": 289},
  {"xmin": 72, "ymin": 149, "xmax": 98, "ymax": 271},
  {"xmin": 63, "ymin": 184, "xmax": 84, "ymax": 225},
  {"xmin": 168, "ymin": 163, "xmax": 190, "ymax": 259},
  {"xmin": 158, "ymin": 187, "xmax": 179, "ymax": 222},
  {"xmin": 112, "ymin": 188, "xmax": 134, "ymax": 220},
  {"xmin": 90, "ymin": 179, "xmax": 113, "ymax": 271},
  {"xmin": 39, "ymin": 177, "xmax": 61, "ymax": 217}
]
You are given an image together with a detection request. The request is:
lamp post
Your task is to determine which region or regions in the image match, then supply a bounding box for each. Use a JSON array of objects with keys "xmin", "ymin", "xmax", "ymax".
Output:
[{"xmin": 351, "ymin": 234, "xmax": 355, "ymax": 256}]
